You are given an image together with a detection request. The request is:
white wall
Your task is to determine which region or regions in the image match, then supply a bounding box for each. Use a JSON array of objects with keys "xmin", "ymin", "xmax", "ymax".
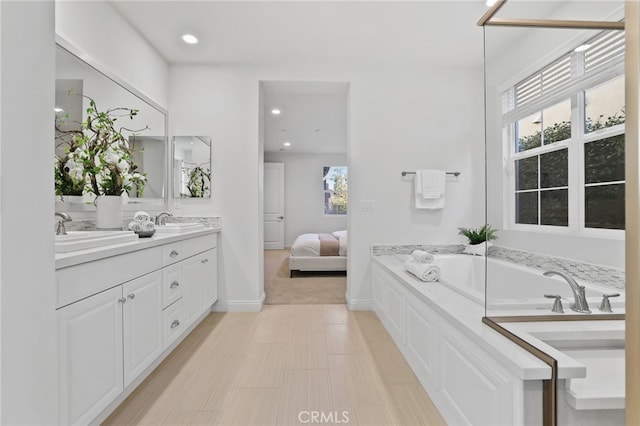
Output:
[
  {"xmin": 0, "ymin": 2, "xmax": 58, "ymax": 424},
  {"xmin": 484, "ymin": 2, "xmax": 625, "ymax": 268},
  {"xmin": 170, "ymin": 61, "xmax": 485, "ymax": 309},
  {"xmin": 264, "ymin": 153, "xmax": 348, "ymax": 247},
  {"xmin": 55, "ymin": 0, "xmax": 169, "ymax": 109}
]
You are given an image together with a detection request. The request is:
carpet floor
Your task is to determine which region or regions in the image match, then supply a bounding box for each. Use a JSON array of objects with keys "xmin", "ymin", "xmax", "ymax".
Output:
[{"xmin": 264, "ymin": 249, "xmax": 346, "ymax": 305}]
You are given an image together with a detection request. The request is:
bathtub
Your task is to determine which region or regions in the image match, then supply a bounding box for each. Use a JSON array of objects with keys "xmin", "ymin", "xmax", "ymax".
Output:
[{"xmin": 431, "ymin": 254, "xmax": 624, "ymax": 312}]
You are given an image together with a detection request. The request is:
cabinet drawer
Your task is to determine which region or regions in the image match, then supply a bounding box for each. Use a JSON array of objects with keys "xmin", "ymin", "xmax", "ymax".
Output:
[
  {"xmin": 182, "ymin": 234, "xmax": 217, "ymax": 256},
  {"xmin": 162, "ymin": 263, "xmax": 183, "ymax": 308},
  {"xmin": 162, "ymin": 242, "xmax": 184, "ymax": 266},
  {"xmin": 163, "ymin": 299, "xmax": 185, "ymax": 350},
  {"xmin": 57, "ymin": 246, "xmax": 162, "ymax": 309}
]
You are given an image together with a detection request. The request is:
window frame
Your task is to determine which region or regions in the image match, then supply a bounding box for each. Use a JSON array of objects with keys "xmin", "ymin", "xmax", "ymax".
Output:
[
  {"xmin": 502, "ymin": 32, "xmax": 625, "ymax": 239},
  {"xmin": 322, "ymin": 166, "xmax": 348, "ymax": 216}
]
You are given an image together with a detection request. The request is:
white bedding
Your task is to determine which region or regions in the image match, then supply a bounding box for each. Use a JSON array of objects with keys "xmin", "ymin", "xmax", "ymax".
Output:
[{"xmin": 290, "ymin": 231, "xmax": 347, "ymax": 257}]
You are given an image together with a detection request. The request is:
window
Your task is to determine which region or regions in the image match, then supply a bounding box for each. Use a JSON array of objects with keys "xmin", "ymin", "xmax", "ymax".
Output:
[
  {"xmin": 323, "ymin": 166, "xmax": 347, "ymax": 215},
  {"xmin": 503, "ymin": 29, "xmax": 625, "ymax": 234}
]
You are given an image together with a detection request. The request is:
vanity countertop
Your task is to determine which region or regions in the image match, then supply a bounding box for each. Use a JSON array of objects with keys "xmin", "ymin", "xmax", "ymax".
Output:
[{"xmin": 55, "ymin": 227, "xmax": 221, "ymax": 269}]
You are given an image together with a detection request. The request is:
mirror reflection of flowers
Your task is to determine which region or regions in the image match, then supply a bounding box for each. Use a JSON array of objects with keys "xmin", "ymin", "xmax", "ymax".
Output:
[
  {"xmin": 184, "ymin": 165, "xmax": 211, "ymax": 198},
  {"xmin": 55, "ymin": 92, "xmax": 147, "ymax": 198}
]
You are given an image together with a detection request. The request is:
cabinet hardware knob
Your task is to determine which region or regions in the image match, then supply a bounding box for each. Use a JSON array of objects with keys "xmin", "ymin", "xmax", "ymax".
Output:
[
  {"xmin": 118, "ymin": 297, "xmax": 127, "ymax": 304},
  {"xmin": 170, "ymin": 250, "xmax": 179, "ymax": 258},
  {"xmin": 170, "ymin": 281, "xmax": 180, "ymax": 289},
  {"xmin": 170, "ymin": 320, "xmax": 181, "ymax": 329},
  {"xmin": 127, "ymin": 293, "xmax": 136, "ymax": 300},
  {"xmin": 201, "ymin": 259, "xmax": 209, "ymax": 264}
]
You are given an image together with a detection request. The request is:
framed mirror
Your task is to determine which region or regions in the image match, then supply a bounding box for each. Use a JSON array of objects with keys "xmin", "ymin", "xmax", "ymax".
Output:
[
  {"xmin": 173, "ymin": 136, "xmax": 212, "ymax": 198},
  {"xmin": 54, "ymin": 43, "xmax": 168, "ymax": 211}
]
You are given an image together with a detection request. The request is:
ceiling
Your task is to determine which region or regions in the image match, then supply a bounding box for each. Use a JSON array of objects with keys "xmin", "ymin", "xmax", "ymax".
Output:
[
  {"xmin": 111, "ymin": 1, "xmax": 491, "ymax": 155},
  {"xmin": 111, "ymin": 1, "xmax": 490, "ymax": 67},
  {"xmin": 110, "ymin": 1, "xmax": 619, "ymax": 154},
  {"xmin": 262, "ymin": 81, "xmax": 348, "ymax": 154}
]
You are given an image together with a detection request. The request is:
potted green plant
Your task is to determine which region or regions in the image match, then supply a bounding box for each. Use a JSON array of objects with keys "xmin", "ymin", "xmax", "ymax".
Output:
[
  {"xmin": 57, "ymin": 93, "xmax": 147, "ymax": 227},
  {"xmin": 458, "ymin": 224, "xmax": 497, "ymax": 256}
]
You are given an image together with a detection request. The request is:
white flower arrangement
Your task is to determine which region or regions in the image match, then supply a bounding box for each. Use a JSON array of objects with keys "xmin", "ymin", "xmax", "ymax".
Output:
[{"xmin": 56, "ymin": 93, "xmax": 147, "ymax": 197}]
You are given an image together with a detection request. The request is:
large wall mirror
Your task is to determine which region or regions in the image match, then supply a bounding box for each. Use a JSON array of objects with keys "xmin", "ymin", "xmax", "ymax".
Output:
[
  {"xmin": 173, "ymin": 136, "xmax": 212, "ymax": 198},
  {"xmin": 54, "ymin": 43, "xmax": 168, "ymax": 211}
]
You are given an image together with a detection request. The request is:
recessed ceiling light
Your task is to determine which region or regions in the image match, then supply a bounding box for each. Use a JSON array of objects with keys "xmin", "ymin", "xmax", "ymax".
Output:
[
  {"xmin": 54, "ymin": 107, "xmax": 65, "ymax": 113},
  {"xmin": 181, "ymin": 34, "xmax": 198, "ymax": 45},
  {"xmin": 283, "ymin": 142, "xmax": 291, "ymax": 147},
  {"xmin": 574, "ymin": 44, "xmax": 591, "ymax": 52},
  {"xmin": 271, "ymin": 109, "xmax": 281, "ymax": 115}
]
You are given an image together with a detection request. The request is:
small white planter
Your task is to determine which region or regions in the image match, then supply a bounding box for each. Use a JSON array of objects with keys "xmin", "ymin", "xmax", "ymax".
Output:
[{"xmin": 463, "ymin": 242, "xmax": 492, "ymax": 256}]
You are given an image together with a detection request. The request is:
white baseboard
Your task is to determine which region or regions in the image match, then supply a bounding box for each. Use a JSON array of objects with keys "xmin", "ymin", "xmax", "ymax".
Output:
[
  {"xmin": 346, "ymin": 296, "xmax": 372, "ymax": 311},
  {"xmin": 211, "ymin": 293, "xmax": 265, "ymax": 312}
]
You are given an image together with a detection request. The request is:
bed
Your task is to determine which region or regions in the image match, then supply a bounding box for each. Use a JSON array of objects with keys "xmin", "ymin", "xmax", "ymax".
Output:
[{"xmin": 289, "ymin": 230, "xmax": 347, "ymax": 277}]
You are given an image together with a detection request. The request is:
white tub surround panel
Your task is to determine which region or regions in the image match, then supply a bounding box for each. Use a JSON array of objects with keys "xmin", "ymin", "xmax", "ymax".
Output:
[
  {"xmin": 372, "ymin": 255, "xmax": 550, "ymax": 425},
  {"xmin": 56, "ymin": 229, "xmax": 219, "ymax": 425}
]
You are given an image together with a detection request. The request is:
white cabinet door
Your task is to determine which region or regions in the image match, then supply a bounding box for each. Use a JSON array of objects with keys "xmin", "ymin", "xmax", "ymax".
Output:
[
  {"xmin": 183, "ymin": 254, "xmax": 204, "ymax": 327},
  {"xmin": 123, "ymin": 271, "xmax": 164, "ymax": 387},
  {"xmin": 202, "ymin": 248, "xmax": 218, "ymax": 309},
  {"xmin": 58, "ymin": 286, "xmax": 123, "ymax": 426}
]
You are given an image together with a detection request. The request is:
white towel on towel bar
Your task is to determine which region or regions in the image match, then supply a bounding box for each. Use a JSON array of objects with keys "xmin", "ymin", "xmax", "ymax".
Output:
[{"xmin": 415, "ymin": 169, "xmax": 446, "ymax": 210}]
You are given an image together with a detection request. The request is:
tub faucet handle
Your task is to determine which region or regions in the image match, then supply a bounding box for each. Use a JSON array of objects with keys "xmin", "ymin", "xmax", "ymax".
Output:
[
  {"xmin": 544, "ymin": 294, "xmax": 564, "ymax": 314},
  {"xmin": 599, "ymin": 293, "xmax": 620, "ymax": 313}
]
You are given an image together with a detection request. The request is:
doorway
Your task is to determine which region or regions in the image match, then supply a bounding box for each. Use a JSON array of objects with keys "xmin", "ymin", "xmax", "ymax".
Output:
[{"xmin": 260, "ymin": 81, "xmax": 349, "ymax": 304}]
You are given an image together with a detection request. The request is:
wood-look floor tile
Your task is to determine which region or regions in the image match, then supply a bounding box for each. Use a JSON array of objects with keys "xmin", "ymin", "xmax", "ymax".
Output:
[
  {"xmin": 177, "ymin": 355, "xmax": 241, "ymax": 411},
  {"xmin": 324, "ymin": 323, "xmax": 369, "ymax": 354},
  {"xmin": 323, "ymin": 305, "xmax": 350, "ymax": 324},
  {"xmin": 216, "ymin": 388, "xmax": 279, "ymax": 426},
  {"xmin": 161, "ymin": 409, "xmax": 219, "ymax": 426},
  {"xmin": 276, "ymin": 369, "xmax": 333, "ymax": 425},
  {"xmin": 233, "ymin": 342, "xmax": 291, "ymax": 388},
  {"xmin": 328, "ymin": 353, "xmax": 389, "ymax": 408},
  {"xmin": 387, "ymin": 383, "xmax": 447, "ymax": 425},
  {"xmin": 103, "ymin": 305, "xmax": 445, "ymax": 426},
  {"xmin": 351, "ymin": 406, "xmax": 401, "ymax": 426},
  {"xmin": 288, "ymin": 331, "xmax": 329, "ymax": 370}
]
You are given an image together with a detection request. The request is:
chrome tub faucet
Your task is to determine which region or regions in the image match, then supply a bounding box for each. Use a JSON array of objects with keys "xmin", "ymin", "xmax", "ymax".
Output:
[{"xmin": 543, "ymin": 270, "xmax": 591, "ymax": 314}]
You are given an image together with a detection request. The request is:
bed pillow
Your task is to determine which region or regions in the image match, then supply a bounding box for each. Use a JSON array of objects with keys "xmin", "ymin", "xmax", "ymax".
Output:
[
  {"xmin": 332, "ymin": 230, "xmax": 347, "ymax": 256},
  {"xmin": 332, "ymin": 230, "xmax": 347, "ymax": 240}
]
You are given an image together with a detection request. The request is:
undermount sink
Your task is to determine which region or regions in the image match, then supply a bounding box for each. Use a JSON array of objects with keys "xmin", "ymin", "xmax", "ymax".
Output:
[
  {"xmin": 155, "ymin": 222, "xmax": 206, "ymax": 233},
  {"xmin": 55, "ymin": 231, "xmax": 139, "ymax": 253}
]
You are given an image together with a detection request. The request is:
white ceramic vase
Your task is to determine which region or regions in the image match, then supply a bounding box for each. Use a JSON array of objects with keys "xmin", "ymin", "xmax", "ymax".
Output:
[
  {"xmin": 463, "ymin": 241, "xmax": 492, "ymax": 256},
  {"xmin": 95, "ymin": 195, "xmax": 123, "ymax": 229}
]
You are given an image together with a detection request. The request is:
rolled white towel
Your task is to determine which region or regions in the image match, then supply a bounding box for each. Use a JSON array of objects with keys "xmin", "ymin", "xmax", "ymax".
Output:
[
  {"xmin": 128, "ymin": 221, "xmax": 143, "ymax": 232},
  {"xmin": 141, "ymin": 221, "xmax": 155, "ymax": 232},
  {"xmin": 134, "ymin": 211, "xmax": 151, "ymax": 223},
  {"xmin": 411, "ymin": 250, "xmax": 434, "ymax": 263},
  {"xmin": 404, "ymin": 259, "xmax": 440, "ymax": 282}
]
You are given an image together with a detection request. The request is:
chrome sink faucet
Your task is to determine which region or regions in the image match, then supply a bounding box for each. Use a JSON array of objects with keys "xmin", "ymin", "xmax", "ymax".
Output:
[
  {"xmin": 155, "ymin": 211, "xmax": 173, "ymax": 226},
  {"xmin": 543, "ymin": 270, "xmax": 591, "ymax": 314},
  {"xmin": 55, "ymin": 211, "xmax": 72, "ymax": 235}
]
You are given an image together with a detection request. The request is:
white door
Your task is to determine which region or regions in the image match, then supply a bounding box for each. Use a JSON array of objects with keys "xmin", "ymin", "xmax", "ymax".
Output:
[
  {"xmin": 183, "ymin": 254, "xmax": 204, "ymax": 326},
  {"xmin": 122, "ymin": 270, "xmax": 163, "ymax": 387},
  {"xmin": 264, "ymin": 162, "xmax": 285, "ymax": 249},
  {"xmin": 202, "ymin": 248, "xmax": 218, "ymax": 308},
  {"xmin": 58, "ymin": 286, "xmax": 123, "ymax": 426}
]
